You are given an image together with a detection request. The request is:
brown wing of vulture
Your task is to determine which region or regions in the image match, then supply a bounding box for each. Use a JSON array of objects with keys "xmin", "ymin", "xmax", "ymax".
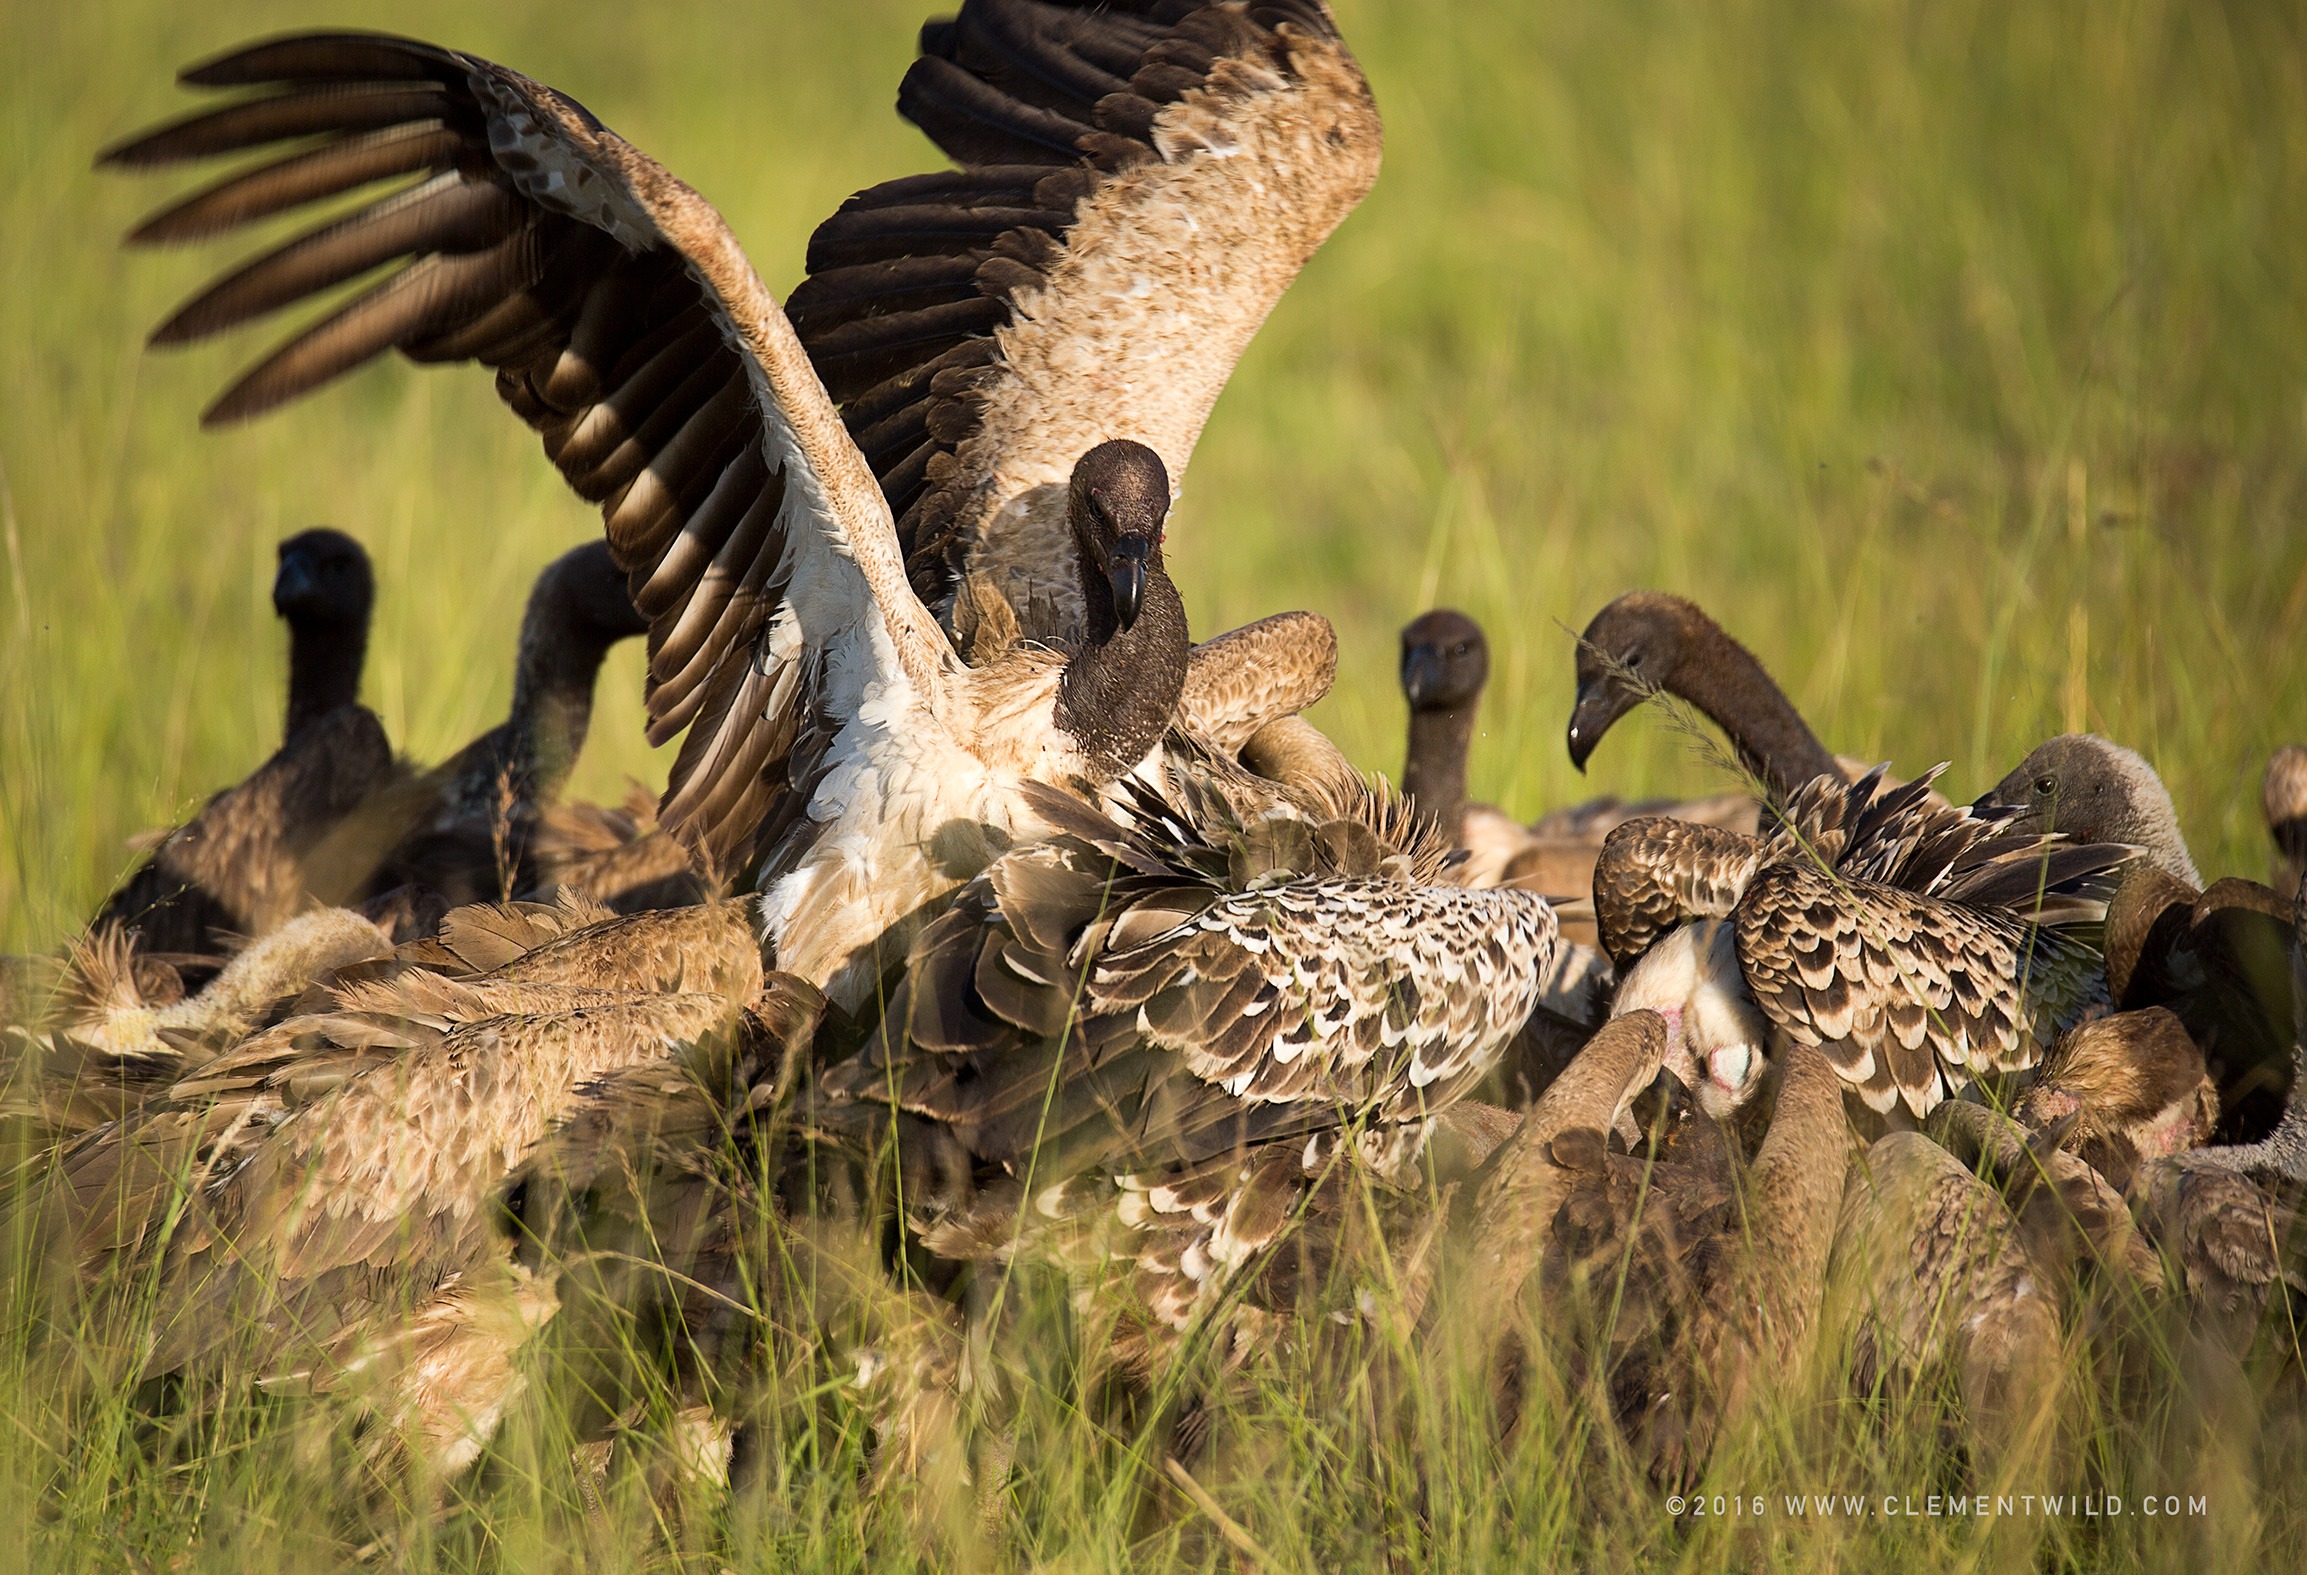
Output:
[
  {"xmin": 823, "ymin": 774, "xmax": 1553, "ymax": 1190},
  {"xmin": 106, "ymin": 4, "xmax": 1381, "ymax": 869}
]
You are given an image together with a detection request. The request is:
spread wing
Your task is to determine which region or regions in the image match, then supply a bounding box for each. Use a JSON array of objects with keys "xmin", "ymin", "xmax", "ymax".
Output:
[
  {"xmin": 825, "ymin": 797, "xmax": 1552, "ymax": 1179},
  {"xmin": 793, "ymin": 0, "xmax": 1382, "ymax": 634},
  {"xmin": 106, "ymin": 33, "xmax": 960, "ymax": 867},
  {"xmin": 1735, "ymin": 862, "xmax": 2108, "ymax": 1118}
]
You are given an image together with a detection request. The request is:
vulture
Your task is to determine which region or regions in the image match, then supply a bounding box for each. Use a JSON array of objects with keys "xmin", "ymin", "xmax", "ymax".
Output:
[
  {"xmin": 1565, "ymin": 591, "xmax": 1918, "ymax": 808},
  {"xmin": 817, "ymin": 743, "xmax": 1556, "ymax": 1371},
  {"xmin": 91, "ymin": 529, "xmax": 393, "ymax": 962},
  {"xmin": 2099, "ymin": 862, "xmax": 2297, "ymax": 1143},
  {"xmin": 1398, "ymin": 607, "xmax": 1753, "ymax": 905},
  {"xmin": 351, "ymin": 538, "xmax": 655, "ymax": 914},
  {"xmin": 5, "ymin": 906, "xmax": 393, "ymax": 1140},
  {"xmin": 40, "ymin": 896, "xmax": 797, "ymax": 1481},
  {"xmin": 106, "ymin": 1, "xmax": 1379, "ymax": 1004},
  {"xmin": 1456, "ymin": 1013, "xmax": 1851, "ymax": 1484},
  {"xmin": 2267, "ymin": 743, "xmax": 2307, "ymax": 899},
  {"xmin": 1978, "ymin": 732, "xmax": 2203, "ymax": 888},
  {"xmin": 2013, "ymin": 1006, "xmax": 2219, "ymax": 1192},
  {"xmin": 1592, "ymin": 766, "xmax": 2126, "ymax": 1119},
  {"xmin": 2183, "ymin": 879, "xmax": 2307, "ymax": 1186},
  {"xmin": 1829, "ymin": 1131, "xmax": 2067, "ymax": 1472}
]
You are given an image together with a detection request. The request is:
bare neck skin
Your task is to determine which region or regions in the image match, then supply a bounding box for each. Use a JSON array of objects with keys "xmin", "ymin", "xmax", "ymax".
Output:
[
  {"xmin": 1404, "ymin": 704, "xmax": 1476, "ymax": 832},
  {"xmin": 1670, "ymin": 617, "xmax": 1839, "ymax": 800},
  {"xmin": 282, "ymin": 612, "xmax": 367, "ymax": 743}
]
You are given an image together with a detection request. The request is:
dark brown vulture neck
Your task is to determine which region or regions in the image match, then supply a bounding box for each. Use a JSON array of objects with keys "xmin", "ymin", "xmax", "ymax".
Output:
[
  {"xmin": 273, "ymin": 528, "xmax": 375, "ymax": 743},
  {"xmin": 1054, "ymin": 554, "xmax": 1190, "ymax": 781},
  {"xmin": 1670, "ymin": 615, "xmax": 1840, "ymax": 800},
  {"xmin": 283, "ymin": 611, "xmax": 368, "ymax": 743},
  {"xmin": 456, "ymin": 543, "xmax": 647, "ymax": 815},
  {"xmin": 507, "ymin": 553, "xmax": 646, "ymax": 805},
  {"xmin": 1404, "ymin": 704, "xmax": 1475, "ymax": 834}
]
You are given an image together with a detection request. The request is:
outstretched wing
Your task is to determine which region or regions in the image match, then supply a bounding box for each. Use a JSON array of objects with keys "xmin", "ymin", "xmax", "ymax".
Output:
[
  {"xmin": 106, "ymin": 33, "xmax": 959, "ymax": 866},
  {"xmin": 793, "ymin": 0, "xmax": 1382, "ymax": 634}
]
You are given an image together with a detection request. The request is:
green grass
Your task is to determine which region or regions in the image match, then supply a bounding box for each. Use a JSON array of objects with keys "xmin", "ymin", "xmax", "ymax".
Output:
[{"xmin": 3, "ymin": 0, "xmax": 2306, "ymax": 1567}]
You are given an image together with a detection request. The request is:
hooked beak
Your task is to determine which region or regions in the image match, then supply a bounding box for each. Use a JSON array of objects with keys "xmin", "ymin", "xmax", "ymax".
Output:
[
  {"xmin": 272, "ymin": 555, "xmax": 317, "ymax": 617},
  {"xmin": 1107, "ymin": 536, "xmax": 1150, "ymax": 633},
  {"xmin": 1401, "ymin": 646, "xmax": 1445, "ymax": 709},
  {"xmin": 1566, "ymin": 677, "xmax": 1634, "ymax": 773}
]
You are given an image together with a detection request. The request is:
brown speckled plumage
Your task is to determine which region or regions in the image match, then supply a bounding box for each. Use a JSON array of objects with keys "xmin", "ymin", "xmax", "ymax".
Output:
[
  {"xmin": 1592, "ymin": 817, "xmax": 1763, "ymax": 968},
  {"xmin": 820, "ymin": 747, "xmax": 1552, "ymax": 1368},
  {"xmin": 2133, "ymin": 1155, "xmax": 2299, "ymax": 1330},
  {"xmin": 1736, "ymin": 856, "xmax": 2110, "ymax": 1117},
  {"xmin": 1598, "ymin": 766, "xmax": 2125, "ymax": 1117}
]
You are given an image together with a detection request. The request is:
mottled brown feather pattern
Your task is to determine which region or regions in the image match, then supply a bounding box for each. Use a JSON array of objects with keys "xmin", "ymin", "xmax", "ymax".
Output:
[
  {"xmin": 822, "ymin": 749, "xmax": 1550, "ymax": 1365},
  {"xmin": 1598, "ymin": 767, "xmax": 2123, "ymax": 1118},
  {"xmin": 1592, "ymin": 818, "xmax": 1763, "ymax": 968},
  {"xmin": 1736, "ymin": 859, "xmax": 2108, "ymax": 1117},
  {"xmin": 1176, "ymin": 610, "xmax": 1338, "ymax": 754}
]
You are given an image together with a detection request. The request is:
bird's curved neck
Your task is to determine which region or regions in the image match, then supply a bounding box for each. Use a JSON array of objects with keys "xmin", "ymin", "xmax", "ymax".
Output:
[
  {"xmin": 1737, "ymin": 1044, "xmax": 1847, "ymax": 1336},
  {"xmin": 1670, "ymin": 619, "xmax": 1839, "ymax": 799},
  {"xmin": 283, "ymin": 613, "xmax": 367, "ymax": 742},
  {"xmin": 502, "ymin": 608, "xmax": 623, "ymax": 806},
  {"xmin": 1054, "ymin": 551, "xmax": 1189, "ymax": 780},
  {"xmin": 1404, "ymin": 704, "xmax": 1476, "ymax": 835}
]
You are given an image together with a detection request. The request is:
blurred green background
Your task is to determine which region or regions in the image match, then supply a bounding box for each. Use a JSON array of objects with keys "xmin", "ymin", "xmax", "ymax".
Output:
[{"xmin": 4, "ymin": 0, "xmax": 2304, "ymax": 955}]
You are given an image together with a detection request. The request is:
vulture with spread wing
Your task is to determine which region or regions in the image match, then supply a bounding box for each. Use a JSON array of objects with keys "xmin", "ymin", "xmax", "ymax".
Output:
[{"xmin": 107, "ymin": 1, "xmax": 1379, "ymax": 1001}]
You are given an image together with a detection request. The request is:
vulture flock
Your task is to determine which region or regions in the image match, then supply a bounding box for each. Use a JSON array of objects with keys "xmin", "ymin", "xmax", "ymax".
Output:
[{"xmin": 6, "ymin": 0, "xmax": 2305, "ymax": 1538}]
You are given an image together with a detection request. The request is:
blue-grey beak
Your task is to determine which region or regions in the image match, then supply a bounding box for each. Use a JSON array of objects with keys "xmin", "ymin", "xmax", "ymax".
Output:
[
  {"xmin": 1402, "ymin": 646, "xmax": 1446, "ymax": 709},
  {"xmin": 273, "ymin": 553, "xmax": 318, "ymax": 616}
]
